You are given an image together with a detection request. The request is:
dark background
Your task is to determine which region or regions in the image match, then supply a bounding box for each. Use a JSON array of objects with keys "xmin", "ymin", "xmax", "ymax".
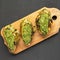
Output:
[{"xmin": 0, "ymin": 0, "xmax": 60, "ymax": 60}]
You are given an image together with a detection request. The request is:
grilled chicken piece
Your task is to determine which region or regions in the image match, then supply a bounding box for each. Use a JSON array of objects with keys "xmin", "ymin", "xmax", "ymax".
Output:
[
  {"xmin": 36, "ymin": 9, "xmax": 52, "ymax": 36},
  {"xmin": 3, "ymin": 25, "xmax": 20, "ymax": 53},
  {"xmin": 20, "ymin": 19, "xmax": 33, "ymax": 45}
]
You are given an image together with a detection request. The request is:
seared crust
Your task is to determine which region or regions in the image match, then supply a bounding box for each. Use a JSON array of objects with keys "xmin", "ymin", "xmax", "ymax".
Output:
[{"xmin": 1, "ymin": 7, "xmax": 60, "ymax": 54}]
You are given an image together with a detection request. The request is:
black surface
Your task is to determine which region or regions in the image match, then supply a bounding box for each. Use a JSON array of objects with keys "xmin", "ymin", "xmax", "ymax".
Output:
[{"xmin": 0, "ymin": 0, "xmax": 60, "ymax": 60}]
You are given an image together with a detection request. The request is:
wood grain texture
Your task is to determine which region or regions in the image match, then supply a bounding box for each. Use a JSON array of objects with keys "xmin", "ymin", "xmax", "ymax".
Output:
[{"xmin": 1, "ymin": 7, "xmax": 60, "ymax": 54}]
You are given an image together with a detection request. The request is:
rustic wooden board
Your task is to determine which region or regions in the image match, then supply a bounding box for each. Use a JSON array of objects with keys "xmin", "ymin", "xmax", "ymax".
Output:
[{"xmin": 1, "ymin": 7, "xmax": 60, "ymax": 54}]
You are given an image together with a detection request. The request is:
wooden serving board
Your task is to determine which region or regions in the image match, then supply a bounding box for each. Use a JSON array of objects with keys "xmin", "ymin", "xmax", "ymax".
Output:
[{"xmin": 1, "ymin": 7, "xmax": 60, "ymax": 54}]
